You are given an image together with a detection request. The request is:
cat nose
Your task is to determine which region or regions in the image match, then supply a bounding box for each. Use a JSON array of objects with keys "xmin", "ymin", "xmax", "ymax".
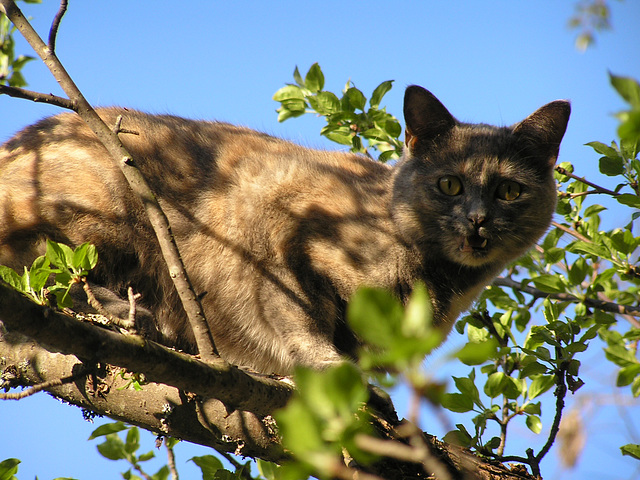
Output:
[{"xmin": 467, "ymin": 211, "xmax": 487, "ymax": 226}]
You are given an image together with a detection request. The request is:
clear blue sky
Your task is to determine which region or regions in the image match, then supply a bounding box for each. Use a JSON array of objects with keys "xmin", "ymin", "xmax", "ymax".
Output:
[{"xmin": 1, "ymin": 1, "xmax": 639, "ymax": 479}]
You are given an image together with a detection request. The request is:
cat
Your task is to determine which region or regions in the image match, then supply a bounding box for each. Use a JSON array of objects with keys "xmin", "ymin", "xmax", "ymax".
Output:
[{"xmin": 0, "ymin": 86, "xmax": 570, "ymax": 374}]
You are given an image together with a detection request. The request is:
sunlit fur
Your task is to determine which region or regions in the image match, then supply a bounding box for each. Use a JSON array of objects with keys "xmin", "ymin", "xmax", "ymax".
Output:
[{"xmin": 0, "ymin": 87, "xmax": 569, "ymax": 374}]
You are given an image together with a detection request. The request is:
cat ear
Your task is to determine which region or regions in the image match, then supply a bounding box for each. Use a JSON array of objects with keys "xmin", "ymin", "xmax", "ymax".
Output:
[
  {"xmin": 512, "ymin": 100, "xmax": 571, "ymax": 165},
  {"xmin": 403, "ymin": 86, "xmax": 457, "ymax": 151}
]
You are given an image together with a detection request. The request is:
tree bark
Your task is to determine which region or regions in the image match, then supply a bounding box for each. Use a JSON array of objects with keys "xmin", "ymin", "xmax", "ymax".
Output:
[{"xmin": 0, "ymin": 282, "xmax": 538, "ymax": 480}]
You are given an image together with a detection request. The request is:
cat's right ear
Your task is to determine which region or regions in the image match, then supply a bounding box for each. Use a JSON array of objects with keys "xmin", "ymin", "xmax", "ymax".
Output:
[
  {"xmin": 403, "ymin": 86, "xmax": 457, "ymax": 152},
  {"xmin": 512, "ymin": 100, "xmax": 571, "ymax": 165}
]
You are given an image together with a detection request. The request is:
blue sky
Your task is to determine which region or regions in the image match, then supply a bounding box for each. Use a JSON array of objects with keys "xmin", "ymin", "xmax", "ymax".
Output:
[{"xmin": 1, "ymin": 1, "xmax": 640, "ymax": 479}]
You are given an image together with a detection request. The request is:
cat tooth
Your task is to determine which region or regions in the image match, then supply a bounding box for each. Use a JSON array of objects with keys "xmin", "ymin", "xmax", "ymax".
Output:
[{"xmin": 480, "ymin": 238, "xmax": 488, "ymax": 248}]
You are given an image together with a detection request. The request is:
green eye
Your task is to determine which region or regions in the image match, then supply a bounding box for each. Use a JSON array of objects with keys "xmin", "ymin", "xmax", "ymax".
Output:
[
  {"xmin": 438, "ymin": 176, "xmax": 463, "ymax": 196},
  {"xmin": 497, "ymin": 181, "xmax": 521, "ymax": 200}
]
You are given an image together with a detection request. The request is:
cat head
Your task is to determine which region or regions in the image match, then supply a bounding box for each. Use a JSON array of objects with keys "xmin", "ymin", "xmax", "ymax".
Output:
[{"xmin": 393, "ymin": 85, "xmax": 570, "ymax": 268}]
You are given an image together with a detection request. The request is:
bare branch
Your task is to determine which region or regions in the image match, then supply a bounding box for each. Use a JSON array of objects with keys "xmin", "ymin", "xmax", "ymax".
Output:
[
  {"xmin": 555, "ymin": 165, "xmax": 619, "ymax": 196},
  {"xmin": 0, "ymin": 84, "xmax": 75, "ymax": 109},
  {"xmin": 0, "ymin": 367, "xmax": 89, "ymax": 400},
  {"xmin": 48, "ymin": 0, "xmax": 68, "ymax": 53},
  {"xmin": 493, "ymin": 276, "xmax": 640, "ymax": 317},
  {"xmin": 166, "ymin": 443, "xmax": 179, "ymax": 480},
  {"xmin": 551, "ymin": 221, "xmax": 592, "ymax": 243}
]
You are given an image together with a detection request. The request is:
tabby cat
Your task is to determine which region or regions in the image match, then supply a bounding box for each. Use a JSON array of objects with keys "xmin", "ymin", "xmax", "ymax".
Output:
[{"xmin": 0, "ymin": 86, "xmax": 570, "ymax": 374}]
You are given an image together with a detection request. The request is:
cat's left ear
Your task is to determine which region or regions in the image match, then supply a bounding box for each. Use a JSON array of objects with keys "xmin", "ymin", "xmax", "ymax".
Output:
[{"xmin": 512, "ymin": 100, "xmax": 571, "ymax": 166}]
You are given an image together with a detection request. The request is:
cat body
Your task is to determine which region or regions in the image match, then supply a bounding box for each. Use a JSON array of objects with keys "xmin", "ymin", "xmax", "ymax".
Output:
[{"xmin": 0, "ymin": 86, "xmax": 570, "ymax": 374}]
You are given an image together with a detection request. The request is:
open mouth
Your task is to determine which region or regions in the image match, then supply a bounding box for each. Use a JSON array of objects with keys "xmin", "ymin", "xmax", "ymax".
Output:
[{"xmin": 461, "ymin": 235, "xmax": 488, "ymax": 253}]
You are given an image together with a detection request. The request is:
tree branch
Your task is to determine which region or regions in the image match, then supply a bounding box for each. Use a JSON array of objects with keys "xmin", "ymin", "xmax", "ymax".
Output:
[
  {"xmin": 0, "ymin": 281, "xmax": 294, "ymax": 415},
  {"xmin": 0, "ymin": 0, "xmax": 219, "ymax": 363},
  {"xmin": 555, "ymin": 165, "xmax": 620, "ymax": 196},
  {"xmin": 0, "ymin": 84, "xmax": 76, "ymax": 109},
  {"xmin": 0, "ymin": 330, "xmax": 286, "ymax": 461},
  {"xmin": 47, "ymin": 0, "xmax": 67, "ymax": 53},
  {"xmin": 493, "ymin": 277, "xmax": 640, "ymax": 317}
]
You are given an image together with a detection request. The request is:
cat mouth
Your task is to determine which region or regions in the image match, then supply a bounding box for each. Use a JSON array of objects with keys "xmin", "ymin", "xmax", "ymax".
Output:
[{"xmin": 461, "ymin": 235, "xmax": 488, "ymax": 253}]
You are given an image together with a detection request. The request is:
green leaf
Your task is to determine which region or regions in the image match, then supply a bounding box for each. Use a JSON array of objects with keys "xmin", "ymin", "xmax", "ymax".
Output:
[
  {"xmin": 0, "ymin": 265, "xmax": 26, "ymax": 292},
  {"xmin": 403, "ymin": 282, "xmax": 433, "ymax": 338},
  {"xmin": 272, "ymin": 84, "xmax": 304, "ymax": 102},
  {"xmin": 566, "ymin": 241, "xmax": 609, "ymax": 259},
  {"xmin": 370, "ymin": 80, "xmax": 393, "ymax": 109},
  {"xmin": 72, "ymin": 242, "xmax": 98, "ymax": 271},
  {"xmin": 304, "ymin": 63, "xmax": 324, "ymax": 93},
  {"xmin": 257, "ymin": 459, "xmax": 281, "ymax": 480},
  {"xmin": 454, "ymin": 338, "xmax": 499, "ymax": 366},
  {"xmin": 292, "ymin": 66, "xmax": 304, "ymax": 87},
  {"xmin": 189, "ymin": 455, "xmax": 224, "ymax": 480},
  {"xmin": 605, "ymin": 344, "xmax": 637, "ymax": 367},
  {"xmin": 0, "ymin": 458, "xmax": 20, "ymax": 480},
  {"xmin": 307, "ymin": 91, "xmax": 340, "ymax": 115},
  {"xmin": 568, "ymin": 257, "xmax": 588, "ymax": 285},
  {"xmin": 89, "ymin": 421, "xmax": 128, "ymax": 440},
  {"xmin": 443, "ymin": 425, "xmax": 472, "ymax": 447},
  {"xmin": 526, "ymin": 415, "xmax": 542, "ymax": 434},
  {"xmin": 620, "ymin": 443, "xmax": 640, "ymax": 460},
  {"xmin": 616, "ymin": 193, "xmax": 640, "ymax": 208},
  {"xmin": 484, "ymin": 372, "xmax": 508, "ymax": 398},
  {"xmin": 345, "ymin": 87, "xmax": 366, "ymax": 111},
  {"xmin": 520, "ymin": 359, "xmax": 549, "ymax": 378},
  {"xmin": 46, "ymin": 240, "xmax": 74, "ymax": 269},
  {"xmin": 617, "ymin": 364, "xmax": 640, "ymax": 387},
  {"xmin": 96, "ymin": 434, "xmax": 127, "ymax": 461},
  {"xmin": 452, "ymin": 371, "xmax": 480, "ymax": 405},
  {"xmin": 124, "ymin": 427, "xmax": 140, "ymax": 454},
  {"xmin": 347, "ymin": 287, "xmax": 403, "ymax": 348},
  {"xmin": 586, "ymin": 140, "xmax": 620, "ymax": 158},
  {"xmin": 441, "ymin": 393, "xmax": 474, "ymax": 413},
  {"xmin": 531, "ymin": 274, "xmax": 566, "ymax": 294},
  {"xmin": 610, "ymin": 73, "xmax": 640, "ymax": 108},
  {"xmin": 528, "ymin": 375, "xmax": 555, "ymax": 399},
  {"xmin": 523, "ymin": 402, "xmax": 541, "ymax": 415},
  {"xmin": 599, "ymin": 155, "xmax": 625, "ymax": 176}
]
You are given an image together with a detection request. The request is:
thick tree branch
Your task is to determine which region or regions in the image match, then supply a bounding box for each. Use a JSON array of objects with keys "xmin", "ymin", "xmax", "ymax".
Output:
[
  {"xmin": 0, "ymin": 330, "xmax": 286, "ymax": 461},
  {"xmin": 0, "ymin": 281, "xmax": 541, "ymax": 479},
  {"xmin": 0, "ymin": 282, "xmax": 294, "ymax": 415},
  {"xmin": 0, "ymin": 0, "xmax": 219, "ymax": 363}
]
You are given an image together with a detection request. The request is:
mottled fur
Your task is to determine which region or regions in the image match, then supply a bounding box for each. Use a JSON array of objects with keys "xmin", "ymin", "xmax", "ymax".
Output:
[{"xmin": 0, "ymin": 86, "xmax": 570, "ymax": 374}]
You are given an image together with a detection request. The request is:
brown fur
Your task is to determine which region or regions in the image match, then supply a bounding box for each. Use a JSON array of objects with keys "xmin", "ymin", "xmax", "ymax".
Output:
[{"xmin": 0, "ymin": 86, "xmax": 570, "ymax": 374}]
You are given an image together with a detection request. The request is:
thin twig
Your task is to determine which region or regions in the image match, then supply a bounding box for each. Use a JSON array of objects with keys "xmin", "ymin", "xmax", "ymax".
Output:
[
  {"xmin": 493, "ymin": 277, "xmax": 640, "ymax": 317},
  {"xmin": 555, "ymin": 165, "xmax": 619, "ymax": 196},
  {"xmin": 166, "ymin": 441, "xmax": 179, "ymax": 480},
  {"xmin": 127, "ymin": 286, "xmax": 141, "ymax": 329},
  {"xmin": 0, "ymin": 366, "xmax": 90, "ymax": 400},
  {"xmin": 0, "ymin": 84, "xmax": 75, "ymax": 109},
  {"xmin": 534, "ymin": 351, "xmax": 568, "ymax": 468},
  {"xmin": 47, "ymin": 0, "xmax": 68, "ymax": 53},
  {"xmin": 132, "ymin": 464, "xmax": 153, "ymax": 480},
  {"xmin": 551, "ymin": 221, "xmax": 592, "ymax": 243},
  {"xmin": 82, "ymin": 279, "xmax": 136, "ymax": 329}
]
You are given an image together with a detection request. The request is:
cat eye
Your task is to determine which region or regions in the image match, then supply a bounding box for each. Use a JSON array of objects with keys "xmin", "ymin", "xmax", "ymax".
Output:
[
  {"xmin": 496, "ymin": 181, "xmax": 521, "ymax": 201},
  {"xmin": 438, "ymin": 176, "xmax": 463, "ymax": 196}
]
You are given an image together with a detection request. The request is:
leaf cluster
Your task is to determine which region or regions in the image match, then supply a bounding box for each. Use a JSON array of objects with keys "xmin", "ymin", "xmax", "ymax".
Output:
[
  {"xmin": 0, "ymin": 0, "xmax": 39, "ymax": 87},
  {"xmin": 0, "ymin": 239, "xmax": 97, "ymax": 307},
  {"xmin": 273, "ymin": 63, "xmax": 402, "ymax": 162}
]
